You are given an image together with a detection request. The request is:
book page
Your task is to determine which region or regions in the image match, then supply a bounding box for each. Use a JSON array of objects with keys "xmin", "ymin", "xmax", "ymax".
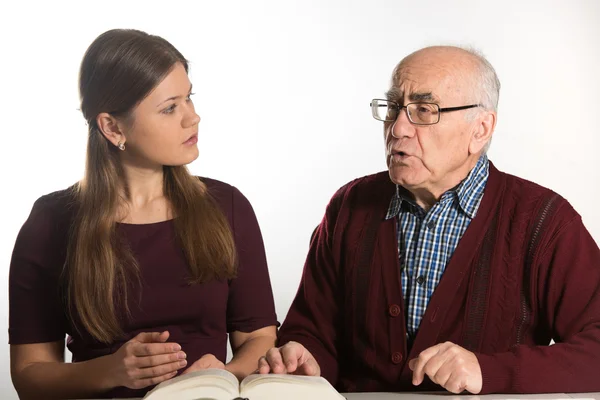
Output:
[
  {"xmin": 143, "ymin": 368, "xmax": 239, "ymax": 400},
  {"xmin": 240, "ymin": 374, "xmax": 345, "ymax": 400}
]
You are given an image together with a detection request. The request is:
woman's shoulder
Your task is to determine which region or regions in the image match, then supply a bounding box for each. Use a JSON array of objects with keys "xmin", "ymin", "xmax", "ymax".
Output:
[
  {"xmin": 197, "ymin": 176, "xmax": 248, "ymax": 205},
  {"xmin": 24, "ymin": 185, "xmax": 79, "ymax": 235},
  {"xmin": 197, "ymin": 176, "xmax": 256, "ymax": 220},
  {"xmin": 13, "ymin": 185, "xmax": 78, "ymax": 265},
  {"xmin": 30, "ymin": 184, "xmax": 79, "ymax": 219},
  {"xmin": 199, "ymin": 176, "xmax": 234, "ymax": 193},
  {"xmin": 34, "ymin": 184, "xmax": 78, "ymax": 207}
]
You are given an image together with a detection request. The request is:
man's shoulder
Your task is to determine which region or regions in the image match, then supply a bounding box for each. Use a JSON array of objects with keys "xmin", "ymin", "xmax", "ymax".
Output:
[
  {"xmin": 495, "ymin": 165, "xmax": 557, "ymax": 200},
  {"xmin": 327, "ymin": 171, "xmax": 395, "ymax": 213},
  {"xmin": 492, "ymin": 164, "xmax": 578, "ymax": 221},
  {"xmin": 333, "ymin": 171, "xmax": 393, "ymax": 199}
]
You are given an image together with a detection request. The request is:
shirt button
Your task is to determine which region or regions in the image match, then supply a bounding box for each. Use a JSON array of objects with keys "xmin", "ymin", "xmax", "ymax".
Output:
[
  {"xmin": 391, "ymin": 352, "xmax": 403, "ymax": 364},
  {"xmin": 417, "ymin": 275, "xmax": 425, "ymax": 285},
  {"xmin": 427, "ymin": 221, "xmax": 435, "ymax": 229},
  {"xmin": 388, "ymin": 304, "xmax": 401, "ymax": 317}
]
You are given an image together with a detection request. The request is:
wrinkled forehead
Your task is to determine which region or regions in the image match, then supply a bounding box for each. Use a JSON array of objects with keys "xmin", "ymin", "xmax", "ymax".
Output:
[{"xmin": 388, "ymin": 56, "xmax": 473, "ymax": 105}]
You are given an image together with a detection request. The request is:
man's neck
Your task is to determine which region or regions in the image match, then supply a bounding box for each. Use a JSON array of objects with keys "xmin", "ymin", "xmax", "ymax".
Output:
[{"xmin": 410, "ymin": 154, "xmax": 482, "ymax": 212}]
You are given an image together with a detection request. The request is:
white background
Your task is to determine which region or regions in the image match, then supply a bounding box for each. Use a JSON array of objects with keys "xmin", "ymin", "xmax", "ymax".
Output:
[{"xmin": 0, "ymin": 0, "xmax": 599, "ymax": 398}]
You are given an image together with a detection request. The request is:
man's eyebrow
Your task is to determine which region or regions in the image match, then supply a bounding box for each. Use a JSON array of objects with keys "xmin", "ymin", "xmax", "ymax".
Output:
[
  {"xmin": 385, "ymin": 88, "xmax": 402, "ymax": 100},
  {"xmin": 156, "ymin": 84, "xmax": 193, "ymax": 107},
  {"xmin": 385, "ymin": 90, "xmax": 439, "ymax": 104},
  {"xmin": 408, "ymin": 91, "xmax": 437, "ymax": 102}
]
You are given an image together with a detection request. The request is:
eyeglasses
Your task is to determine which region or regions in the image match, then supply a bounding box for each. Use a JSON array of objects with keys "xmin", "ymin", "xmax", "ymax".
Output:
[{"xmin": 370, "ymin": 99, "xmax": 482, "ymax": 125}]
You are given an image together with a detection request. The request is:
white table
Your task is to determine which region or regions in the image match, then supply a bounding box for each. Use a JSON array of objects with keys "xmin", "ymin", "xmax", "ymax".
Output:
[
  {"xmin": 343, "ymin": 393, "xmax": 600, "ymax": 400},
  {"xmin": 116, "ymin": 392, "xmax": 600, "ymax": 400}
]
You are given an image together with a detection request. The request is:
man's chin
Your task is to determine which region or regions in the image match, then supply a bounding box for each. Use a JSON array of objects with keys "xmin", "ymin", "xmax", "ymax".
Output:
[{"xmin": 388, "ymin": 168, "xmax": 424, "ymax": 189}]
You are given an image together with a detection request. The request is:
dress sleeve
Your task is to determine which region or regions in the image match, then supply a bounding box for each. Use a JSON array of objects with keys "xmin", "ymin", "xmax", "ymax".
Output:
[
  {"xmin": 276, "ymin": 185, "xmax": 348, "ymax": 385},
  {"xmin": 9, "ymin": 196, "xmax": 69, "ymax": 344},
  {"xmin": 226, "ymin": 187, "xmax": 279, "ymax": 333}
]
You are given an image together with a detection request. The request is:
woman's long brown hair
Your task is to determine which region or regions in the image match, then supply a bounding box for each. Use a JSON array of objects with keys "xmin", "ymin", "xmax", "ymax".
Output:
[{"xmin": 67, "ymin": 29, "xmax": 236, "ymax": 343}]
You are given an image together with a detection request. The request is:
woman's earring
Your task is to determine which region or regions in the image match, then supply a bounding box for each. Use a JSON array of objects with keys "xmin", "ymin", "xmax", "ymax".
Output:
[{"xmin": 117, "ymin": 141, "xmax": 125, "ymax": 151}]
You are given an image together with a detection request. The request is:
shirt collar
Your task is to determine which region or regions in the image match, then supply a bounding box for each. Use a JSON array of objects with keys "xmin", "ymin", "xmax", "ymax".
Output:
[{"xmin": 453, "ymin": 154, "xmax": 489, "ymax": 218}]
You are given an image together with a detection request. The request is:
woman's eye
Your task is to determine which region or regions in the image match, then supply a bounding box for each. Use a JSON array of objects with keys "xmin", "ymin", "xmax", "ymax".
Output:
[
  {"xmin": 162, "ymin": 104, "xmax": 176, "ymax": 114},
  {"xmin": 186, "ymin": 92, "xmax": 195, "ymax": 102}
]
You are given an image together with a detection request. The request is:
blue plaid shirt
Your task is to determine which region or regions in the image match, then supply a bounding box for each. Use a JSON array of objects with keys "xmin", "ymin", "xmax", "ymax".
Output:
[{"xmin": 385, "ymin": 155, "xmax": 489, "ymax": 338}]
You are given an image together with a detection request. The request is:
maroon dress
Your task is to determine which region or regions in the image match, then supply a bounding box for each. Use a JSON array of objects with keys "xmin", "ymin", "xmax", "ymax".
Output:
[{"xmin": 9, "ymin": 178, "xmax": 279, "ymax": 398}]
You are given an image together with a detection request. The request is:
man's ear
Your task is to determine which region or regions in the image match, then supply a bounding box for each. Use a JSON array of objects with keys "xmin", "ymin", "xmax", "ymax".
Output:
[
  {"xmin": 96, "ymin": 112, "xmax": 126, "ymax": 148},
  {"xmin": 469, "ymin": 111, "xmax": 496, "ymax": 154}
]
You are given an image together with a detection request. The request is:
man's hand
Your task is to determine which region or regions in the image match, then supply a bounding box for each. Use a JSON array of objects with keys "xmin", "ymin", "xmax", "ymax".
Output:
[
  {"xmin": 409, "ymin": 342, "xmax": 482, "ymax": 394},
  {"xmin": 257, "ymin": 341, "xmax": 320, "ymax": 376}
]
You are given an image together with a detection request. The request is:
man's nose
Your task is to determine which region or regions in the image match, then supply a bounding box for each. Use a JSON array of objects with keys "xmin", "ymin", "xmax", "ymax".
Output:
[{"xmin": 390, "ymin": 107, "xmax": 415, "ymax": 139}]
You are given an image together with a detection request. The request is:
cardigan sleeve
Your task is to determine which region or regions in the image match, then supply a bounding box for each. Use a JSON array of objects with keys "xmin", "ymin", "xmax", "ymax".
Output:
[{"xmin": 477, "ymin": 199, "xmax": 600, "ymax": 394}]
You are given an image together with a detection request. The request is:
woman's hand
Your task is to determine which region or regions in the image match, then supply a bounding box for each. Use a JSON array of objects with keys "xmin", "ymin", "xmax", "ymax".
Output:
[
  {"xmin": 181, "ymin": 354, "xmax": 225, "ymax": 375},
  {"xmin": 106, "ymin": 331, "xmax": 187, "ymax": 389}
]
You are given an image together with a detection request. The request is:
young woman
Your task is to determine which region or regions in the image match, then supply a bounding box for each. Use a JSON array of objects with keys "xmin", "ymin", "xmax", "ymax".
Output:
[{"xmin": 8, "ymin": 29, "xmax": 278, "ymax": 399}]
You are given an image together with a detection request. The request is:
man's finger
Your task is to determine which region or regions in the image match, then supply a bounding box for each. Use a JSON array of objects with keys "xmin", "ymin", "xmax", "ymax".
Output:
[
  {"xmin": 422, "ymin": 347, "xmax": 455, "ymax": 385},
  {"xmin": 408, "ymin": 358, "xmax": 417, "ymax": 370},
  {"xmin": 297, "ymin": 356, "xmax": 320, "ymax": 376},
  {"xmin": 265, "ymin": 347, "xmax": 285, "ymax": 374},
  {"xmin": 412, "ymin": 344, "xmax": 443, "ymax": 385},
  {"xmin": 443, "ymin": 371, "xmax": 467, "ymax": 394},
  {"xmin": 281, "ymin": 344, "xmax": 301, "ymax": 373},
  {"xmin": 429, "ymin": 356, "xmax": 454, "ymax": 386},
  {"xmin": 258, "ymin": 356, "xmax": 271, "ymax": 374}
]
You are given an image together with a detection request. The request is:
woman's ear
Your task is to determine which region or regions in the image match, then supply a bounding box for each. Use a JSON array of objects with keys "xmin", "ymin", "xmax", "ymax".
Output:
[{"xmin": 96, "ymin": 113, "xmax": 126, "ymax": 149}]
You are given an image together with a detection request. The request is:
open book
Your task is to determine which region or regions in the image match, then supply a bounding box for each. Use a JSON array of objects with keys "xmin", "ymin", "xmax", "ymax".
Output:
[{"xmin": 143, "ymin": 368, "xmax": 345, "ymax": 400}]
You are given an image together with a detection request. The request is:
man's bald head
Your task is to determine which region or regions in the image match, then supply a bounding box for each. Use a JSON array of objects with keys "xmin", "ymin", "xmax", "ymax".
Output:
[{"xmin": 392, "ymin": 46, "xmax": 500, "ymax": 113}]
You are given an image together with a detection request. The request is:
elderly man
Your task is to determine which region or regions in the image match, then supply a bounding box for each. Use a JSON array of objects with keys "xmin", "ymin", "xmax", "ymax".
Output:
[{"xmin": 258, "ymin": 46, "xmax": 600, "ymax": 395}]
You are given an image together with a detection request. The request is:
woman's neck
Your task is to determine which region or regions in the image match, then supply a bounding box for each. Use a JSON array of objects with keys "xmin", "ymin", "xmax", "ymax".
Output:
[{"xmin": 118, "ymin": 164, "xmax": 171, "ymax": 224}]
